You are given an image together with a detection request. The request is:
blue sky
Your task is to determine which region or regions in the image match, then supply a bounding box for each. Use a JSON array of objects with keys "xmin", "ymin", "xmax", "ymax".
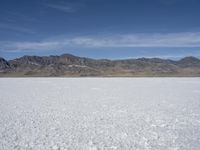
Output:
[{"xmin": 0, "ymin": 0, "xmax": 200, "ymax": 59}]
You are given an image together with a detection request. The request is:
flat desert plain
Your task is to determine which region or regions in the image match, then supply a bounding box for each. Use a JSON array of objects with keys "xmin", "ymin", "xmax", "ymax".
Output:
[{"xmin": 0, "ymin": 78, "xmax": 200, "ymax": 150}]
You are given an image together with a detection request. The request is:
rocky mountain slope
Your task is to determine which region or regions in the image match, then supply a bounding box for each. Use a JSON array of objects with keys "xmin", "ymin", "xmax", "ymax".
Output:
[
  {"xmin": 0, "ymin": 57, "xmax": 12, "ymax": 72},
  {"xmin": 0, "ymin": 54, "xmax": 200, "ymax": 76}
]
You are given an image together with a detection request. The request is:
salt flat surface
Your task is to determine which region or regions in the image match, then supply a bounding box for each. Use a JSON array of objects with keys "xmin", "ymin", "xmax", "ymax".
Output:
[{"xmin": 0, "ymin": 78, "xmax": 200, "ymax": 150}]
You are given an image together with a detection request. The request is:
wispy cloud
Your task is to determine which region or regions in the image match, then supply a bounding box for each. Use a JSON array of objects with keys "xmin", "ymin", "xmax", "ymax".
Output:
[
  {"xmin": 5, "ymin": 11, "xmax": 39, "ymax": 22},
  {"xmin": 1, "ymin": 32, "xmax": 200, "ymax": 51},
  {"xmin": 43, "ymin": 0, "xmax": 87, "ymax": 13},
  {"xmin": 0, "ymin": 23, "xmax": 36, "ymax": 34},
  {"xmin": 0, "ymin": 11, "xmax": 38, "ymax": 34},
  {"xmin": 0, "ymin": 10, "xmax": 39, "ymax": 24},
  {"xmin": 156, "ymin": 0, "xmax": 188, "ymax": 5},
  {"xmin": 45, "ymin": 4, "xmax": 76, "ymax": 13},
  {"xmin": 67, "ymin": 32, "xmax": 200, "ymax": 47}
]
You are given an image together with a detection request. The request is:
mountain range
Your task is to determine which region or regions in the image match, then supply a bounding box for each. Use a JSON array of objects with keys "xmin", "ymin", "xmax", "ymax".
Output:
[{"xmin": 1, "ymin": 54, "xmax": 200, "ymax": 77}]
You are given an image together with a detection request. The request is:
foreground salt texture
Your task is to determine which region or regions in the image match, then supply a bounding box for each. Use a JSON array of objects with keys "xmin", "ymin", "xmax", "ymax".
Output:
[{"xmin": 0, "ymin": 78, "xmax": 200, "ymax": 150}]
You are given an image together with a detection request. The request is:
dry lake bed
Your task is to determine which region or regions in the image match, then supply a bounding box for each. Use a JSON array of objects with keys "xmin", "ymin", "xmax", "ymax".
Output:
[{"xmin": 0, "ymin": 78, "xmax": 200, "ymax": 150}]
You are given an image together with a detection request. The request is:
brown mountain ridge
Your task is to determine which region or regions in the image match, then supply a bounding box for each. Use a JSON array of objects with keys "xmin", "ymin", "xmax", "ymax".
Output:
[{"xmin": 0, "ymin": 54, "xmax": 200, "ymax": 77}]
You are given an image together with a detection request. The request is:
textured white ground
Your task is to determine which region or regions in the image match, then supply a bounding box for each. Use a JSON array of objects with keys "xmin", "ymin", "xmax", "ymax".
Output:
[{"xmin": 0, "ymin": 78, "xmax": 200, "ymax": 150}]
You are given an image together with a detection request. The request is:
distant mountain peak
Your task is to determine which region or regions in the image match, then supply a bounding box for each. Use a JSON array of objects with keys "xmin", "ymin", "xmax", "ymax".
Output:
[
  {"xmin": 60, "ymin": 53, "xmax": 78, "ymax": 58},
  {"xmin": 180, "ymin": 56, "xmax": 200, "ymax": 62},
  {"xmin": 0, "ymin": 57, "xmax": 11, "ymax": 71}
]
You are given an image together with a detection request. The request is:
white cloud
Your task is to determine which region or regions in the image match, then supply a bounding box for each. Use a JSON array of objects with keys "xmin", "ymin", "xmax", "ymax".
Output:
[
  {"xmin": 45, "ymin": 4, "xmax": 76, "ymax": 13},
  {"xmin": 43, "ymin": 1, "xmax": 86, "ymax": 13},
  {"xmin": 1, "ymin": 32, "xmax": 200, "ymax": 51},
  {"xmin": 0, "ymin": 23, "xmax": 36, "ymax": 34}
]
